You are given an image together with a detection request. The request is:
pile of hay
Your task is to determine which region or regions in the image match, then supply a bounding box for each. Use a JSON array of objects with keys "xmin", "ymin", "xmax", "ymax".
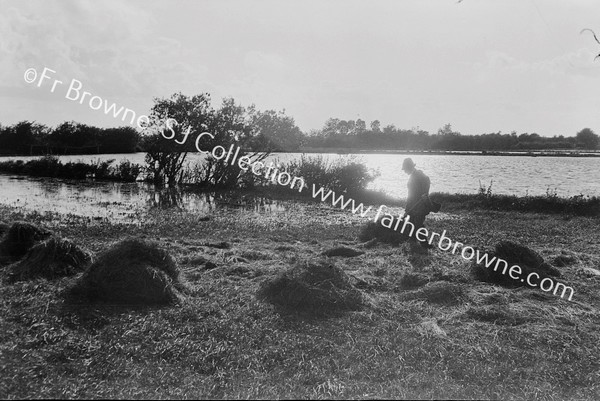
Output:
[
  {"xmin": 0, "ymin": 221, "xmax": 52, "ymax": 264},
  {"xmin": 399, "ymin": 281, "xmax": 466, "ymax": 305},
  {"xmin": 472, "ymin": 240, "xmax": 561, "ymax": 287},
  {"xmin": 358, "ymin": 217, "xmax": 409, "ymax": 245},
  {"xmin": 4, "ymin": 237, "xmax": 92, "ymax": 283},
  {"xmin": 257, "ymin": 259, "xmax": 367, "ymax": 312},
  {"xmin": 399, "ymin": 272, "xmax": 430, "ymax": 289},
  {"xmin": 321, "ymin": 246, "xmax": 365, "ymax": 257},
  {"xmin": 67, "ymin": 238, "xmax": 186, "ymax": 305}
]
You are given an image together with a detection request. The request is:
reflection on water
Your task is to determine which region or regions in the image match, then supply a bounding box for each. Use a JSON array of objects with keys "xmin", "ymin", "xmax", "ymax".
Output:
[
  {"xmin": 145, "ymin": 187, "xmax": 286, "ymax": 213},
  {"xmin": 2, "ymin": 152, "xmax": 600, "ymax": 220},
  {"xmin": 0, "ymin": 175, "xmax": 286, "ymax": 220}
]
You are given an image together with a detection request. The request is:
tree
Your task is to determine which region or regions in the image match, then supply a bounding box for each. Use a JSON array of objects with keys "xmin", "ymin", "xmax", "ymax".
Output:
[
  {"xmin": 247, "ymin": 108, "xmax": 304, "ymax": 151},
  {"xmin": 370, "ymin": 120, "xmax": 381, "ymax": 133},
  {"xmin": 142, "ymin": 92, "xmax": 214, "ymax": 185},
  {"xmin": 576, "ymin": 128, "xmax": 599, "ymax": 149}
]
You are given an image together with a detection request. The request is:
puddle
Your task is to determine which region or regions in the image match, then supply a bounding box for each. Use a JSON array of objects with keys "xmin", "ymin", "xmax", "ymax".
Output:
[{"xmin": 0, "ymin": 174, "xmax": 288, "ymax": 222}]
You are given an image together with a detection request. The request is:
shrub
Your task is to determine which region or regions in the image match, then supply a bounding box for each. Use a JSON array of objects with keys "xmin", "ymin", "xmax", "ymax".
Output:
[
  {"xmin": 25, "ymin": 155, "xmax": 61, "ymax": 177},
  {"xmin": 281, "ymin": 155, "xmax": 379, "ymax": 195},
  {"xmin": 91, "ymin": 158, "xmax": 116, "ymax": 180},
  {"xmin": 185, "ymin": 152, "xmax": 270, "ymax": 189},
  {"xmin": 116, "ymin": 160, "xmax": 141, "ymax": 182}
]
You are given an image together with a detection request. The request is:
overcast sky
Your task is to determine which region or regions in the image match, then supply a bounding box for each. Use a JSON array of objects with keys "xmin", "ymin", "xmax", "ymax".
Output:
[{"xmin": 1, "ymin": 0, "xmax": 600, "ymax": 136}]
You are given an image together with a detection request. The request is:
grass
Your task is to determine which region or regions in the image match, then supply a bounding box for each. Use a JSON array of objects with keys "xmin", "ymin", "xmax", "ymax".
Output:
[{"xmin": 1, "ymin": 199, "xmax": 600, "ymax": 399}]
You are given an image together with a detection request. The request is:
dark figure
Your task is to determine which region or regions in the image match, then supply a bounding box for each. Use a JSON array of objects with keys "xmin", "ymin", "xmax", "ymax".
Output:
[{"xmin": 402, "ymin": 158, "xmax": 430, "ymax": 233}]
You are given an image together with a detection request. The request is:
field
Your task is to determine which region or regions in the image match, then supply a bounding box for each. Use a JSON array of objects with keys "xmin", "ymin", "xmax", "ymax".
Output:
[{"xmin": 1, "ymin": 198, "xmax": 600, "ymax": 399}]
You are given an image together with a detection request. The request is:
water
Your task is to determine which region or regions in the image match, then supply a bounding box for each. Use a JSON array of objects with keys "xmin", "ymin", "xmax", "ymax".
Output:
[{"xmin": 0, "ymin": 152, "xmax": 598, "ymax": 219}]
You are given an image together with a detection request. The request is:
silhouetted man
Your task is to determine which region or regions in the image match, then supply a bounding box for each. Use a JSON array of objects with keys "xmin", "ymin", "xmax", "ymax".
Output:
[{"xmin": 402, "ymin": 157, "xmax": 431, "ymax": 235}]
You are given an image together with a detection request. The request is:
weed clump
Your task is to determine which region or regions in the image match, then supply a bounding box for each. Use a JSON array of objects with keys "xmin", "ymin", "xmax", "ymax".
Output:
[
  {"xmin": 358, "ymin": 218, "xmax": 408, "ymax": 245},
  {"xmin": 67, "ymin": 238, "xmax": 185, "ymax": 305},
  {"xmin": 0, "ymin": 221, "xmax": 52, "ymax": 263},
  {"xmin": 472, "ymin": 240, "xmax": 560, "ymax": 287},
  {"xmin": 4, "ymin": 237, "xmax": 92, "ymax": 283},
  {"xmin": 257, "ymin": 259, "xmax": 367, "ymax": 312}
]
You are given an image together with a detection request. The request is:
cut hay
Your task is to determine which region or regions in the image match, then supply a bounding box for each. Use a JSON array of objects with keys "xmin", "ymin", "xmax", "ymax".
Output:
[
  {"xmin": 0, "ymin": 221, "xmax": 52, "ymax": 263},
  {"xmin": 553, "ymin": 253, "xmax": 578, "ymax": 267},
  {"xmin": 4, "ymin": 237, "xmax": 92, "ymax": 283},
  {"xmin": 321, "ymin": 246, "xmax": 365, "ymax": 257},
  {"xmin": 399, "ymin": 272, "xmax": 430, "ymax": 289},
  {"xmin": 257, "ymin": 259, "xmax": 368, "ymax": 312},
  {"xmin": 399, "ymin": 281, "xmax": 466, "ymax": 305},
  {"xmin": 465, "ymin": 305, "xmax": 528, "ymax": 326},
  {"xmin": 67, "ymin": 238, "xmax": 185, "ymax": 305},
  {"xmin": 358, "ymin": 217, "xmax": 409, "ymax": 245},
  {"xmin": 472, "ymin": 240, "xmax": 561, "ymax": 288}
]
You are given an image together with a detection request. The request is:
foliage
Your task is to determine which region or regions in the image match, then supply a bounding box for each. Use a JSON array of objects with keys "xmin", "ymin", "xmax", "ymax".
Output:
[
  {"xmin": 282, "ymin": 155, "xmax": 379, "ymax": 194},
  {"xmin": 0, "ymin": 156, "xmax": 141, "ymax": 182},
  {"xmin": 576, "ymin": 128, "xmax": 599, "ymax": 149},
  {"xmin": 184, "ymin": 152, "xmax": 270, "ymax": 190},
  {"xmin": 0, "ymin": 121, "xmax": 140, "ymax": 156},
  {"xmin": 434, "ymin": 187, "xmax": 600, "ymax": 216}
]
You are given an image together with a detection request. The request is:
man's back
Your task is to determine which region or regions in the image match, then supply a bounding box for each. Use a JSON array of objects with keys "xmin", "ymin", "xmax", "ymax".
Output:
[{"xmin": 406, "ymin": 169, "xmax": 430, "ymax": 212}]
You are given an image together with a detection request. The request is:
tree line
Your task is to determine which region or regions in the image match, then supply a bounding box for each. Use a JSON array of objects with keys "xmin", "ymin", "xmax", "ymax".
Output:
[
  {"xmin": 1, "ymin": 94, "xmax": 598, "ymax": 156},
  {"xmin": 304, "ymin": 120, "xmax": 599, "ymax": 151}
]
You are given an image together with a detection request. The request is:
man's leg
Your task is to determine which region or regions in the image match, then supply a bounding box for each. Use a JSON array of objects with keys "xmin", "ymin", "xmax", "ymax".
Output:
[{"xmin": 408, "ymin": 213, "xmax": 431, "ymax": 248}]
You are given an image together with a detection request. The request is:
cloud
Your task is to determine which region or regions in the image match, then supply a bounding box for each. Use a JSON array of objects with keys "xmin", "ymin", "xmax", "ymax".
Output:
[{"xmin": 0, "ymin": 0, "xmax": 208, "ymax": 99}]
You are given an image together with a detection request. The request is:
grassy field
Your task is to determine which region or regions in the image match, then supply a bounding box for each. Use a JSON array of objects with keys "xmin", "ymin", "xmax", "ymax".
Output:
[{"xmin": 1, "ymin": 198, "xmax": 599, "ymax": 399}]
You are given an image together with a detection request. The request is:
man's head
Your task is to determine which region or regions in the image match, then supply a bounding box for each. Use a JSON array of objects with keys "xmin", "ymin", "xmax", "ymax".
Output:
[{"xmin": 402, "ymin": 158, "xmax": 416, "ymax": 174}]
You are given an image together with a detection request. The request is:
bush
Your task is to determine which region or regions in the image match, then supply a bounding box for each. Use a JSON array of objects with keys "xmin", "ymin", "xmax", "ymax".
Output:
[
  {"xmin": 0, "ymin": 157, "xmax": 141, "ymax": 182},
  {"xmin": 184, "ymin": 152, "xmax": 270, "ymax": 189},
  {"xmin": 116, "ymin": 160, "xmax": 141, "ymax": 182},
  {"xmin": 282, "ymin": 155, "xmax": 379, "ymax": 195},
  {"xmin": 67, "ymin": 238, "xmax": 186, "ymax": 305}
]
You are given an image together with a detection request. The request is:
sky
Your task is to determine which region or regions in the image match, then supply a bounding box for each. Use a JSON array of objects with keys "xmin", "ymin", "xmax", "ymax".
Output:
[{"xmin": 1, "ymin": 0, "xmax": 600, "ymax": 137}]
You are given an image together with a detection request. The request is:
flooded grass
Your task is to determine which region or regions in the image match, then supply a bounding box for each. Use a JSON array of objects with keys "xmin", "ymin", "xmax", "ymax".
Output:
[{"xmin": 1, "ymin": 198, "xmax": 599, "ymax": 398}]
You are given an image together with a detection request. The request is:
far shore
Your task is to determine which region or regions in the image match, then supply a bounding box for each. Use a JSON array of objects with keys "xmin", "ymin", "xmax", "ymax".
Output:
[
  {"xmin": 297, "ymin": 148, "xmax": 600, "ymax": 157},
  {"xmin": 1, "ymin": 148, "xmax": 600, "ymax": 158}
]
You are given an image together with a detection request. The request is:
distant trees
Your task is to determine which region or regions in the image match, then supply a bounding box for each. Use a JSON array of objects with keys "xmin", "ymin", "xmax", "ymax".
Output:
[
  {"xmin": 0, "ymin": 107, "xmax": 598, "ymax": 156},
  {"xmin": 301, "ymin": 119, "xmax": 592, "ymax": 152},
  {"xmin": 0, "ymin": 121, "xmax": 139, "ymax": 155},
  {"xmin": 247, "ymin": 107, "xmax": 304, "ymax": 151},
  {"xmin": 576, "ymin": 128, "xmax": 599, "ymax": 149}
]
